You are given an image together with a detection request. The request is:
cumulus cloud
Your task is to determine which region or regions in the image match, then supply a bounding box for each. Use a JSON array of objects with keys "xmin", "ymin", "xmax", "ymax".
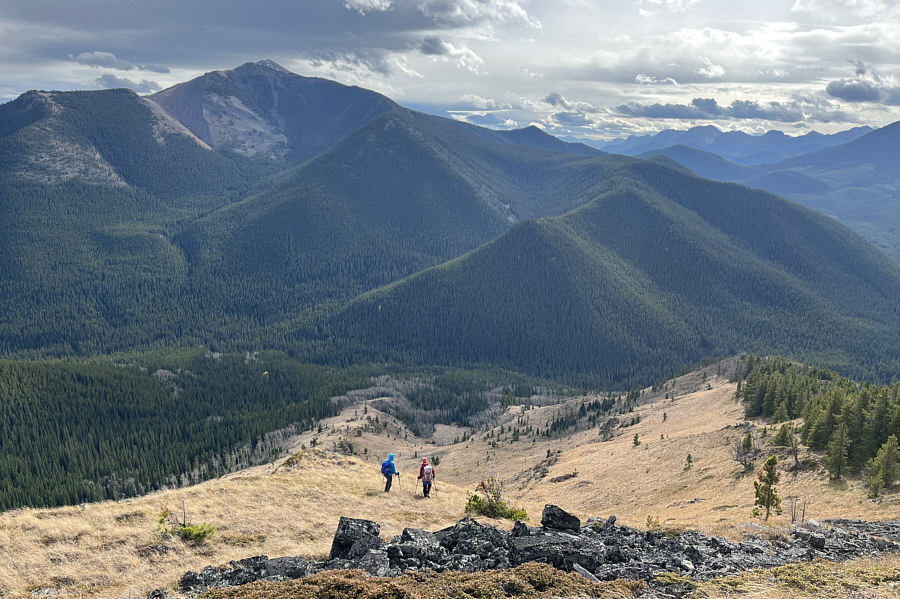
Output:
[
  {"xmin": 459, "ymin": 93, "xmax": 511, "ymax": 109},
  {"xmin": 71, "ymin": 51, "xmax": 134, "ymax": 69},
  {"xmin": 635, "ymin": 73, "xmax": 677, "ymax": 85},
  {"xmin": 543, "ymin": 92, "xmax": 570, "ymax": 108},
  {"xmin": 542, "ymin": 92, "xmax": 595, "ymax": 112},
  {"xmin": 419, "ymin": 35, "xmax": 484, "ymax": 72},
  {"xmin": 311, "ymin": 47, "xmax": 398, "ymax": 76},
  {"xmin": 342, "ymin": 0, "xmax": 394, "ymax": 14},
  {"xmin": 552, "ymin": 111, "xmax": 592, "ymax": 126},
  {"xmin": 696, "ymin": 56, "xmax": 724, "ymax": 79},
  {"xmin": 418, "ymin": 0, "xmax": 541, "ymax": 29},
  {"xmin": 825, "ymin": 61, "xmax": 900, "ymax": 105},
  {"xmin": 615, "ymin": 96, "xmax": 845, "ymax": 123},
  {"xmin": 465, "ymin": 112, "xmax": 508, "ymax": 126},
  {"xmin": 95, "ymin": 74, "xmax": 161, "ymax": 93},
  {"xmin": 69, "ymin": 51, "xmax": 170, "ymax": 73}
]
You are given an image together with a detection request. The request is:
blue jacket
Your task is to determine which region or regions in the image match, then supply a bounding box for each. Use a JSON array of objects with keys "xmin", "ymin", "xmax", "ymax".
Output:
[{"xmin": 382, "ymin": 454, "xmax": 399, "ymax": 475}]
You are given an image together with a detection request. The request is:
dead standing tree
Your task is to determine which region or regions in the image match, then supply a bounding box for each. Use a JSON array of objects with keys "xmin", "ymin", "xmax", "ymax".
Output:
[{"xmin": 731, "ymin": 430, "xmax": 759, "ymax": 472}]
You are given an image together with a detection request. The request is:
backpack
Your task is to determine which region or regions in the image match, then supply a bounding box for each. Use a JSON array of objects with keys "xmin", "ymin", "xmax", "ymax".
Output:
[
  {"xmin": 422, "ymin": 464, "xmax": 434, "ymax": 483},
  {"xmin": 381, "ymin": 460, "xmax": 392, "ymax": 475}
]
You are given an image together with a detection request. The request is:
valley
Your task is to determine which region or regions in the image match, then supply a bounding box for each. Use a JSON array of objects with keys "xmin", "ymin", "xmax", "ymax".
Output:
[
  {"xmin": 1, "ymin": 59, "xmax": 900, "ymax": 599},
  {"xmin": 1, "ymin": 360, "xmax": 896, "ymax": 598}
]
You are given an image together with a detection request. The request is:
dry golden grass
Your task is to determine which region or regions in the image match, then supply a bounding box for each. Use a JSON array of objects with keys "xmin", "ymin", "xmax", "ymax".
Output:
[
  {"xmin": 2, "ymin": 360, "xmax": 897, "ymax": 598},
  {"xmin": 297, "ymin": 363, "xmax": 898, "ymax": 533},
  {"xmin": 692, "ymin": 553, "xmax": 900, "ymax": 598},
  {"xmin": 0, "ymin": 451, "xmax": 474, "ymax": 598}
]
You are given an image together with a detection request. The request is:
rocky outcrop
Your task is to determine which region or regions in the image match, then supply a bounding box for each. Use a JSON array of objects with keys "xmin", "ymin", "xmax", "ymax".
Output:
[
  {"xmin": 329, "ymin": 516, "xmax": 383, "ymax": 560},
  {"xmin": 173, "ymin": 506, "xmax": 900, "ymax": 597},
  {"xmin": 541, "ymin": 503, "xmax": 581, "ymax": 531}
]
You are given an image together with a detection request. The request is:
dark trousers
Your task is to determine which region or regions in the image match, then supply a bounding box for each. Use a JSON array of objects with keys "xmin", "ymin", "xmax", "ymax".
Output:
[
  {"xmin": 384, "ymin": 474, "xmax": 392, "ymax": 492},
  {"xmin": 423, "ymin": 481, "xmax": 432, "ymax": 497}
]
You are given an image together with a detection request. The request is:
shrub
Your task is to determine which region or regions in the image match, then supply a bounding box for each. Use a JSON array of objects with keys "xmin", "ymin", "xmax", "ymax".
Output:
[
  {"xmin": 159, "ymin": 504, "xmax": 215, "ymax": 545},
  {"xmin": 465, "ymin": 477, "xmax": 528, "ymax": 521},
  {"xmin": 175, "ymin": 522, "xmax": 215, "ymax": 544}
]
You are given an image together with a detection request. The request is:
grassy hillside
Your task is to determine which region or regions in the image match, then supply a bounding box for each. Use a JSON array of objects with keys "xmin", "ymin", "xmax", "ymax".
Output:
[
  {"xmin": 2, "ymin": 360, "xmax": 897, "ymax": 599},
  {"xmin": 322, "ymin": 160, "xmax": 900, "ymax": 386}
]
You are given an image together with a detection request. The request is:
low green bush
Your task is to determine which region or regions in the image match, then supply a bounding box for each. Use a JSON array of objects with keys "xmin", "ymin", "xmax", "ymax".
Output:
[{"xmin": 464, "ymin": 477, "xmax": 528, "ymax": 521}]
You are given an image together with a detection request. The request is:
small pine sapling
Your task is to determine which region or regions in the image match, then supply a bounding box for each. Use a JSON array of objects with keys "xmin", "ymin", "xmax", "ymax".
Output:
[{"xmin": 753, "ymin": 455, "xmax": 782, "ymax": 521}]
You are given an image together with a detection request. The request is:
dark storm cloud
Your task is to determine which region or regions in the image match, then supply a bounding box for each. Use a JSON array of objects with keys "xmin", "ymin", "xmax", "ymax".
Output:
[
  {"xmin": 420, "ymin": 35, "xmax": 450, "ymax": 56},
  {"xmin": 826, "ymin": 79, "xmax": 883, "ymax": 102},
  {"xmin": 690, "ymin": 98, "xmax": 723, "ymax": 115},
  {"xmin": 1, "ymin": 0, "xmax": 526, "ymax": 65},
  {"xmin": 1, "ymin": 1, "xmax": 424, "ymax": 77},
  {"xmin": 95, "ymin": 74, "xmax": 161, "ymax": 93},
  {"xmin": 825, "ymin": 61, "xmax": 900, "ymax": 105}
]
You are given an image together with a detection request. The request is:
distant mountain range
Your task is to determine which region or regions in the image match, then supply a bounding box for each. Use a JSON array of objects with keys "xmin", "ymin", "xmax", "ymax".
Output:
[
  {"xmin": 597, "ymin": 124, "xmax": 872, "ymax": 165},
  {"xmin": 1, "ymin": 60, "xmax": 899, "ymax": 385},
  {"xmin": 636, "ymin": 122, "xmax": 900, "ymax": 259}
]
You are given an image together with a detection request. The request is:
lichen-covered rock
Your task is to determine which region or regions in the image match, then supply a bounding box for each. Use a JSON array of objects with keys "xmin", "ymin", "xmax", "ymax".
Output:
[
  {"xmin": 385, "ymin": 527, "xmax": 449, "ymax": 572},
  {"xmin": 357, "ymin": 549, "xmax": 394, "ymax": 577},
  {"xmin": 265, "ymin": 556, "xmax": 316, "ymax": 579},
  {"xmin": 329, "ymin": 516, "xmax": 381, "ymax": 560}
]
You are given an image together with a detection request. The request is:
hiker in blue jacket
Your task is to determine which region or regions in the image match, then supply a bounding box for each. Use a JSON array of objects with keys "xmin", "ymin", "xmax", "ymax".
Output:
[{"xmin": 381, "ymin": 453, "xmax": 399, "ymax": 492}]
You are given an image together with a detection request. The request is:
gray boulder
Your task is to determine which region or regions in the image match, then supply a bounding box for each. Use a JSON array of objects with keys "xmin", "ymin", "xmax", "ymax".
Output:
[
  {"xmin": 541, "ymin": 504, "xmax": 581, "ymax": 531},
  {"xmin": 329, "ymin": 516, "xmax": 381, "ymax": 560}
]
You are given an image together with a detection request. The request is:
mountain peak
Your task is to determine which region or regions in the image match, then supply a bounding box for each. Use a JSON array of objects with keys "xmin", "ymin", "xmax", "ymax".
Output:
[{"xmin": 252, "ymin": 59, "xmax": 291, "ymax": 74}]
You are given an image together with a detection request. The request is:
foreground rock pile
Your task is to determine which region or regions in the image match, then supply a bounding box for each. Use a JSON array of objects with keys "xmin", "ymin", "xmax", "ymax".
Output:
[{"xmin": 175, "ymin": 506, "xmax": 899, "ymax": 597}]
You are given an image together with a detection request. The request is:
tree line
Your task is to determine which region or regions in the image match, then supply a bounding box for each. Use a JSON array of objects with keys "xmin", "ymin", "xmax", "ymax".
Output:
[
  {"xmin": 0, "ymin": 352, "xmax": 363, "ymax": 510},
  {"xmin": 737, "ymin": 355, "xmax": 900, "ymax": 494}
]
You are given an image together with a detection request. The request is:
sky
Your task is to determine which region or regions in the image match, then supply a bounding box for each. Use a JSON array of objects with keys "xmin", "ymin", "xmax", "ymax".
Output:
[{"xmin": 2, "ymin": 0, "xmax": 899, "ymax": 141}]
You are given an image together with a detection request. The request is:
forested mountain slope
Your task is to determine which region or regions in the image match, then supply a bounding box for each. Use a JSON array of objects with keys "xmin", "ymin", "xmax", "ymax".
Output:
[
  {"xmin": 642, "ymin": 121, "xmax": 900, "ymax": 260},
  {"xmin": 0, "ymin": 87, "xmax": 257, "ymax": 355},
  {"xmin": 0, "ymin": 63, "xmax": 618, "ymax": 355},
  {"xmin": 173, "ymin": 107, "xmax": 619, "ymax": 325},
  {"xmin": 2, "ymin": 60, "xmax": 899, "ymax": 389},
  {"xmin": 323, "ymin": 159, "xmax": 900, "ymax": 387}
]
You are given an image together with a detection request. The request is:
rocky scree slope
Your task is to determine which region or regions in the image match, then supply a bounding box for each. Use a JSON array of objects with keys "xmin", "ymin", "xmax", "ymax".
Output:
[{"xmin": 173, "ymin": 505, "xmax": 900, "ymax": 598}]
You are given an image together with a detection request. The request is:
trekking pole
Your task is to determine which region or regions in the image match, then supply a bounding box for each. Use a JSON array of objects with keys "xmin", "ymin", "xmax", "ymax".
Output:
[{"xmin": 416, "ymin": 478, "xmax": 420, "ymax": 496}]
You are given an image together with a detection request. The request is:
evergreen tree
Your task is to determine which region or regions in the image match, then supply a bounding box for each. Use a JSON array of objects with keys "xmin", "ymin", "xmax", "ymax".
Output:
[
  {"xmin": 825, "ymin": 422, "xmax": 850, "ymax": 480},
  {"xmin": 753, "ymin": 455, "xmax": 782, "ymax": 520},
  {"xmin": 867, "ymin": 435, "xmax": 899, "ymax": 497}
]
